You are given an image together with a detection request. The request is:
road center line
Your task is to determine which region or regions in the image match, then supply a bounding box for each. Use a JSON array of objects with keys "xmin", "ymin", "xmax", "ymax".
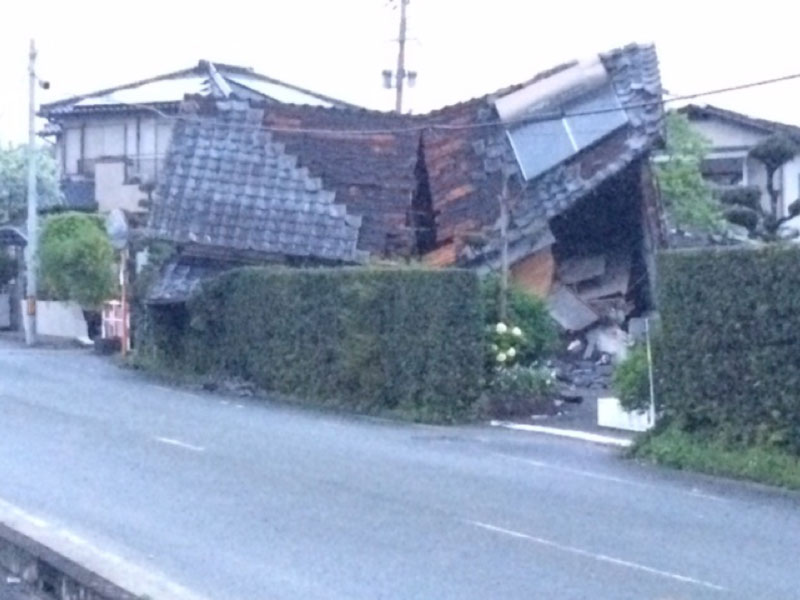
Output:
[
  {"xmin": 497, "ymin": 453, "xmax": 729, "ymax": 503},
  {"xmin": 154, "ymin": 437, "xmax": 205, "ymax": 452},
  {"xmin": 469, "ymin": 520, "xmax": 727, "ymax": 592}
]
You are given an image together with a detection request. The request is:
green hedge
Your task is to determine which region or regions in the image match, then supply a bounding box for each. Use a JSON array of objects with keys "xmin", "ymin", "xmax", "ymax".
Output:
[
  {"xmin": 145, "ymin": 266, "xmax": 485, "ymax": 422},
  {"xmin": 657, "ymin": 245, "xmax": 800, "ymax": 451}
]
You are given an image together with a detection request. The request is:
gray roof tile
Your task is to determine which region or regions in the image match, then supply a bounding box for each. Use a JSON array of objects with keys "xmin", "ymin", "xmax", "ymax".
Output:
[{"xmin": 148, "ymin": 99, "xmax": 366, "ymax": 264}]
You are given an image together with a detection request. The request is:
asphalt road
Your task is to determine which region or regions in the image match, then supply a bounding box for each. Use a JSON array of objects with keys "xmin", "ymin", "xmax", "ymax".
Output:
[{"xmin": 1, "ymin": 341, "xmax": 800, "ymax": 599}]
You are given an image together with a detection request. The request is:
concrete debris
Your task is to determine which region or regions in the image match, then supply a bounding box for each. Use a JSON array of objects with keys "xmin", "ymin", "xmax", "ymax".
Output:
[
  {"xmin": 577, "ymin": 252, "xmax": 631, "ymax": 302},
  {"xmin": 567, "ymin": 339, "xmax": 583, "ymax": 353},
  {"xmin": 586, "ymin": 325, "xmax": 630, "ymax": 363},
  {"xmin": 557, "ymin": 254, "xmax": 606, "ymax": 285},
  {"xmin": 546, "ymin": 285, "xmax": 599, "ymax": 331}
]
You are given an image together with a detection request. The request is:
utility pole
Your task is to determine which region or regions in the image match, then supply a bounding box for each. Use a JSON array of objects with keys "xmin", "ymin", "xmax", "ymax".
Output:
[
  {"xmin": 394, "ymin": 0, "xmax": 408, "ymax": 113},
  {"xmin": 382, "ymin": 0, "xmax": 416, "ymax": 113},
  {"xmin": 25, "ymin": 39, "xmax": 38, "ymax": 346}
]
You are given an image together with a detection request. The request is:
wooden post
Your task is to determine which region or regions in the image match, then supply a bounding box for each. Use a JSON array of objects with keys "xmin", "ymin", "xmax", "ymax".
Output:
[{"xmin": 499, "ymin": 173, "xmax": 510, "ymax": 322}]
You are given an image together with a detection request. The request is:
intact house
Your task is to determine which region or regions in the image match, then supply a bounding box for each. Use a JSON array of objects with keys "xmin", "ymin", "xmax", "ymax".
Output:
[
  {"xmin": 677, "ymin": 104, "xmax": 800, "ymax": 217},
  {"xmin": 145, "ymin": 43, "xmax": 665, "ymax": 340},
  {"xmin": 38, "ymin": 60, "xmax": 354, "ymax": 219}
]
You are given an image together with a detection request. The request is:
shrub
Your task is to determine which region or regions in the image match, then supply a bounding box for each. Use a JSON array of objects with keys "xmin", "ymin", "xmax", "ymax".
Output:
[
  {"xmin": 633, "ymin": 425, "xmax": 800, "ymax": 490},
  {"xmin": 481, "ymin": 276, "xmax": 557, "ymax": 363},
  {"xmin": 613, "ymin": 345, "xmax": 650, "ymax": 412},
  {"xmin": 657, "ymin": 246, "xmax": 800, "ymax": 452},
  {"xmin": 485, "ymin": 364, "xmax": 556, "ymax": 418},
  {"xmin": 39, "ymin": 212, "xmax": 115, "ymax": 308},
  {"xmin": 144, "ymin": 266, "xmax": 485, "ymax": 423}
]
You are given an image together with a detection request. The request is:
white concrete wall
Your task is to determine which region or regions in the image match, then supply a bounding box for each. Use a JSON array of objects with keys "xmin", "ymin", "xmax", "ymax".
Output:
[{"xmin": 23, "ymin": 300, "xmax": 88, "ymax": 340}]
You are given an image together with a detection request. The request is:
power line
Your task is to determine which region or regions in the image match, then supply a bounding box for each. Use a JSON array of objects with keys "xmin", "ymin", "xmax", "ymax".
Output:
[{"xmin": 97, "ymin": 69, "xmax": 800, "ymax": 138}]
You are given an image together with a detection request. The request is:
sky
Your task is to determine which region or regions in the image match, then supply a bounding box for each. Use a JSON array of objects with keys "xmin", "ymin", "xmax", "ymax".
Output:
[{"xmin": 1, "ymin": 0, "xmax": 799, "ymax": 143}]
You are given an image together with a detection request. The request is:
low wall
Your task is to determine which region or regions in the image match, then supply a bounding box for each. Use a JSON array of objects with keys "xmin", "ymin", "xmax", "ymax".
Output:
[
  {"xmin": 22, "ymin": 301, "xmax": 88, "ymax": 340},
  {"xmin": 0, "ymin": 523, "xmax": 137, "ymax": 600}
]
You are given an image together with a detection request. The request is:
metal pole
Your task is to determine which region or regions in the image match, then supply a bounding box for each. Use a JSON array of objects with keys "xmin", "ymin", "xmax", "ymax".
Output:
[
  {"xmin": 120, "ymin": 248, "xmax": 129, "ymax": 357},
  {"xmin": 24, "ymin": 39, "xmax": 38, "ymax": 346},
  {"xmin": 645, "ymin": 317, "xmax": 656, "ymax": 427},
  {"xmin": 394, "ymin": 0, "xmax": 408, "ymax": 113}
]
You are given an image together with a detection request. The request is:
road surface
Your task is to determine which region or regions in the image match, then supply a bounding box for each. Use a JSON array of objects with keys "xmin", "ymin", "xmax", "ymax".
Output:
[{"xmin": 1, "ymin": 341, "xmax": 799, "ymax": 599}]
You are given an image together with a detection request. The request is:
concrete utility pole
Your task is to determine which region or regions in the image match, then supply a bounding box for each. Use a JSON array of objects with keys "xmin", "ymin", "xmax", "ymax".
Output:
[
  {"xmin": 394, "ymin": 0, "xmax": 409, "ymax": 114},
  {"xmin": 382, "ymin": 0, "xmax": 416, "ymax": 113},
  {"xmin": 24, "ymin": 39, "xmax": 38, "ymax": 346}
]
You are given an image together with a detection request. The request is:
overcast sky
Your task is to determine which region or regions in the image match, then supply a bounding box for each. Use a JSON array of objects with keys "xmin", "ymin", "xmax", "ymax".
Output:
[{"xmin": 1, "ymin": 0, "xmax": 799, "ymax": 143}]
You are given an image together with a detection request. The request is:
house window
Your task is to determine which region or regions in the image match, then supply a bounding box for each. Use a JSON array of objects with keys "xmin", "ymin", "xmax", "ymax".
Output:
[
  {"xmin": 506, "ymin": 83, "xmax": 629, "ymax": 180},
  {"xmin": 701, "ymin": 156, "xmax": 745, "ymax": 185}
]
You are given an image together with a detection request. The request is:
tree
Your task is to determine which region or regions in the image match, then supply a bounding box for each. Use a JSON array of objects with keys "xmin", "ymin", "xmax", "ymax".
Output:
[
  {"xmin": 749, "ymin": 135, "xmax": 799, "ymax": 232},
  {"xmin": 655, "ymin": 112, "xmax": 722, "ymax": 230},
  {"xmin": 717, "ymin": 135, "xmax": 800, "ymax": 239},
  {"xmin": 0, "ymin": 144, "xmax": 62, "ymax": 224},
  {"xmin": 39, "ymin": 213, "xmax": 116, "ymax": 309}
]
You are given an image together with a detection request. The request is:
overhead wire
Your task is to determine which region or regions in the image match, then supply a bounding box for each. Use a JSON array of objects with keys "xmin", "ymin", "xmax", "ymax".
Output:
[{"xmin": 92, "ymin": 70, "xmax": 800, "ymax": 138}]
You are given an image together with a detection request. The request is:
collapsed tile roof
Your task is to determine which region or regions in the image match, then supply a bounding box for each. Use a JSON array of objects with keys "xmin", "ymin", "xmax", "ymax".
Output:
[
  {"xmin": 420, "ymin": 43, "xmax": 663, "ymax": 266},
  {"xmin": 148, "ymin": 43, "xmax": 664, "ymax": 279},
  {"xmin": 148, "ymin": 98, "xmax": 367, "ymax": 264}
]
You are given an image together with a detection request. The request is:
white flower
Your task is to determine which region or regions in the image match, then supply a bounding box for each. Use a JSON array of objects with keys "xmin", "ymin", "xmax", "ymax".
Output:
[
  {"xmin": 511, "ymin": 326, "xmax": 523, "ymax": 337},
  {"xmin": 495, "ymin": 322, "xmax": 508, "ymax": 334},
  {"xmin": 490, "ymin": 343, "xmax": 498, "ymax": 352},
  {"xmin": 507, "ymin": 347, "xmax": 517, "ymax": 358},
  {"xmin": 496, "ymin": 352, "xmax": 507, "ymax": 363}
]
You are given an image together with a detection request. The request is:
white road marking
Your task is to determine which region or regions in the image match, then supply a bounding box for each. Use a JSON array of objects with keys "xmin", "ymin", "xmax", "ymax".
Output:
[
  {"xmin": 498, "ymin": 453, "xmax": 730, "ymax": 503},
  {"xmin": 0, "ymin": 497, "xmax": 210, "ymax": 600},
  {"xmin": 491, "ymin": 420, "xmax": 632, "ymax": 447},
  {"xmin": 154, "ymin": 437, "xmax": 205, "ymax": 452},
  {"xmin": 469, "ymin": 520, "xmax": 727, "ymax": 592}
]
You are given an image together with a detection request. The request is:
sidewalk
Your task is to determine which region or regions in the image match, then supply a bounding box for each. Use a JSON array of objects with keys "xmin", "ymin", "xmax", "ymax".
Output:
[{"xmin": 491, "ymin": 396, "xmax": 637, "ymax": 447}]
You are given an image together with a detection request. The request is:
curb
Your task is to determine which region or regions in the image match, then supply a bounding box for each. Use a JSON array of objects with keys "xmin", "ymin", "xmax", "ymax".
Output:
[
  {"xmin": 490, "ymin": 420, "xmax": 634, "ymax": 447},
  {"xmin": 0, "ymin": 523, "xmax": 139, "ymax": 600}
]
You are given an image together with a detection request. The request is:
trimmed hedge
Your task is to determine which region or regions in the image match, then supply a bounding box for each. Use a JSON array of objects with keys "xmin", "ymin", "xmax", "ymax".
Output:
[
  {"xmin": 145, "ymin": 266, "xmax": 485, "ymax": 422},
  {"xmin": 657, "ymin": 245, "xmax": 800, "ymax": 451}
]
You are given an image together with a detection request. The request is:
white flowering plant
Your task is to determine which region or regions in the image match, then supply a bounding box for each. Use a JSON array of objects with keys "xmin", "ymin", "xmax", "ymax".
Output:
[{"xmin": 487, "ymin": 321, "xmax": 526, "ymax": 366}]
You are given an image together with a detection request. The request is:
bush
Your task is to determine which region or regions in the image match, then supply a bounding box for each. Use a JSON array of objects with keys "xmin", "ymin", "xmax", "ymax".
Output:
[
  {"xmin": 613, "ymin": 345, "xmax": 651, "ymax": 412},
  {"xmin": 39, "ymin": 212, "xmax": 116, "ymax": 308},
  {"xmin": 633, "ymin": 425, "xmax": 800, "ymax": 490},
  {"xmin": 485, "ymin": 364, "xmax": 555, "ymax": 418},
  {"xmin": 144, "ymin": 266, "xmax": 485, "ymax": 423},
  {"xmin": 657, "ymin": 246, "xmax": 800, "ymax": 452},
  {"xmin": 481, "ymin": 276, "xmax": 557, "ymax": 363}
]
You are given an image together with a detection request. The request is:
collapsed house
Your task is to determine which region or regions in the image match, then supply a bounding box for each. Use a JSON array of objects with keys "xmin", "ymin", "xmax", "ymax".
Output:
[{"xmin": 146, "ymin": 43, "xmax": 665, "ymax": 392}]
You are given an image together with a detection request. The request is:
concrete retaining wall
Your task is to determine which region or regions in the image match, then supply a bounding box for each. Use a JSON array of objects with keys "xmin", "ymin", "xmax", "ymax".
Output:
[{"xmin": 0, "ymin": 523, "xmax": 138, "ymax": 600}]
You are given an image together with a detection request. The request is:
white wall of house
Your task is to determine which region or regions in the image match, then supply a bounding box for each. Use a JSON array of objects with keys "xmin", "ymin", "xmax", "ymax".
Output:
[
  {"xmin": 687, "ymin": 116, "xmax": 800, "ymax": 217},
  {"xmin": 95, "ymin": 162, "xmax": 145, "ymax": 213},
  {"xmin": 690, "ymin": 119, "xmax": 766, "ymax": 149},
  {"xmin": 59, "ymin": 114, "xmax": 174, "ymax": 213}
]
